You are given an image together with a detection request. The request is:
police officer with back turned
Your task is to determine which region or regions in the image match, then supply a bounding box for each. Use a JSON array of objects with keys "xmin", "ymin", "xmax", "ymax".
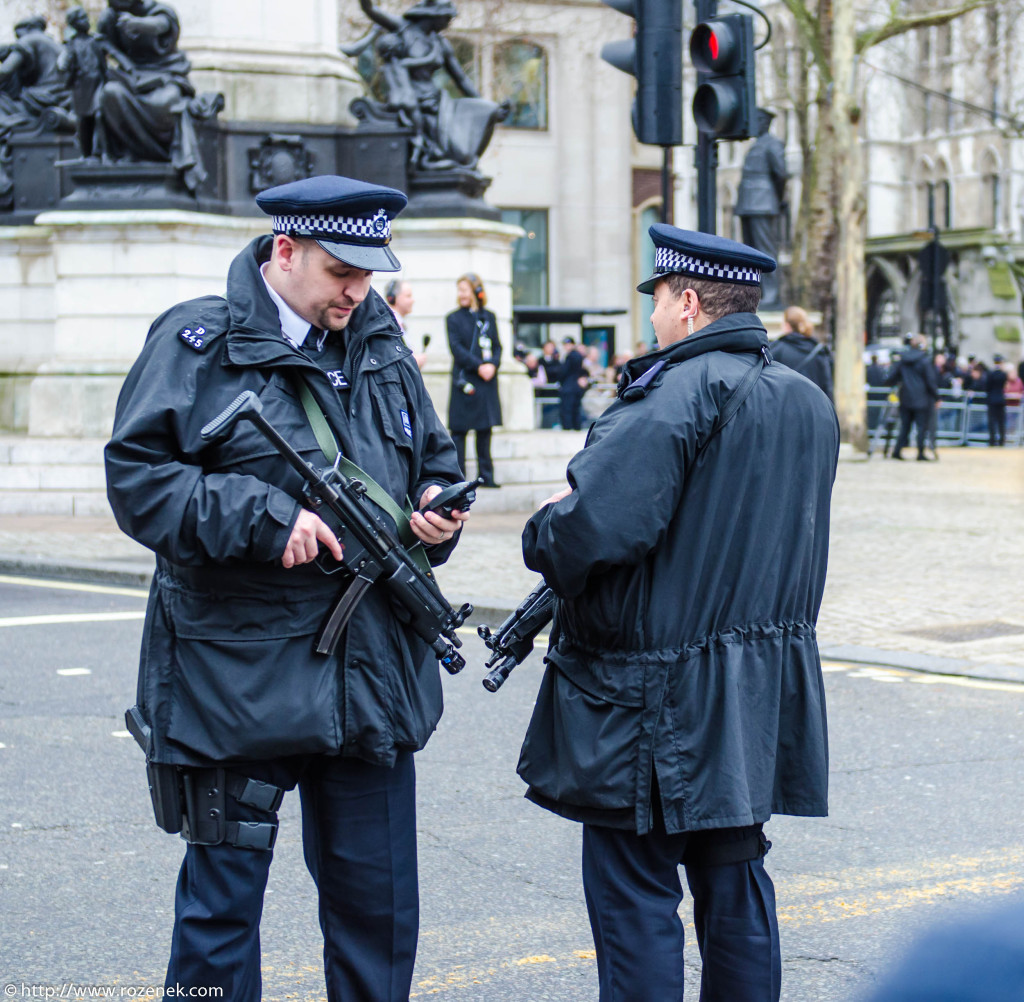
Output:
[
  {"xmin": 105, "ymin": 175, "xmax": 468, "ymax": 1000},
  {"xmin": 517, "ymin": 225, "xmax": 838, "ymax": 1001}
]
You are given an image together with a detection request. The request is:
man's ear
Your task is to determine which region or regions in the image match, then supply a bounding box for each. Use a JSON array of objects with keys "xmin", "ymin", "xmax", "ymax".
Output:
[
  {"xmin": 680, "ymin": 288, "xmax": 700, "ymax": 320},
  {"xmin": 274, "ymin": 235, "xmax": 299, "ymax": 272}
]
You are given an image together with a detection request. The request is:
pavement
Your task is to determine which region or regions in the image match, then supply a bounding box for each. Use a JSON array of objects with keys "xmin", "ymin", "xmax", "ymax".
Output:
[{"xmin": 2, "ymin": 445, "xmax": 1024, "ymax": 684}]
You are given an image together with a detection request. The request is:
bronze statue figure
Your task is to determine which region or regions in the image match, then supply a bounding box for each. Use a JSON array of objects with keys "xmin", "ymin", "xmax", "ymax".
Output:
[
  {"xmin": 57, "ymin": 7, "xmax": 109, "ymax": 160},
  {"xmin": 734, "ymin": 108, "xmax": 789, "ymax": 310},
  {"xmin": 89, "ymin": 0, "xmax": 223, "ymax": 192},
  {"xmin": 343, "ymin": 0, "xmax": 507, "ymax": 172}
]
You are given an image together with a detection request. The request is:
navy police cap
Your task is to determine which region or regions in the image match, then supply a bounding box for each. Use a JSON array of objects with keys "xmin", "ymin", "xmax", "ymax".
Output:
[
  {"xmin": 255, "ymin": 175, "xmax": 409, "ymax": 273},
  {"xmin": 636, "ymin": 223, "xmax": 776, "ymax": 295}
]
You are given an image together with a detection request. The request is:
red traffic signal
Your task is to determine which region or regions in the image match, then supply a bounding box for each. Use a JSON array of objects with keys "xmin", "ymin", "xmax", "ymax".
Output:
[{"xmin": 689, "ymin": 13, "xmax": 756, "ymax": 140}]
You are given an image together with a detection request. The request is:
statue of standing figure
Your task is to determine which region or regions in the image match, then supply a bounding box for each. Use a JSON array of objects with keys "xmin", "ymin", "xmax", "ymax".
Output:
[
  {"xmin": 58, "ymin": 6, "xmax": 110, "ymax": 160},
  {"xmin": 734, "ymin": 108, "xmax": 789, "ymax": 311},
  {"xmin": 343, "ymin": 0, "xmax": 508, "ymax": 172}
]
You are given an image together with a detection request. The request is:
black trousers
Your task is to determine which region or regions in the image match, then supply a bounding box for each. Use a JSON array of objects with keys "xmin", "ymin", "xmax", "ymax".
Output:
[
  {"xmin": 582, "ymin": 822, "xmax": 780, "ymax": 1002},
  {"xmin": 166, "ymin": 752, "xmax": 418, "ymax": 1002},
  {"xmin": 894, "ymin": 405, "xmax": 931, "ymax": 455},
  {"xmin": 559, "ymin": 392, "xmax": 584, "ymax": 431},
  {"xmin": 451, "ymin": 427, "xmax": 494, "ymax": 483},
  {"xmin": 987, "ymin": 402, "xmax": 1007, "ymax": 445}
]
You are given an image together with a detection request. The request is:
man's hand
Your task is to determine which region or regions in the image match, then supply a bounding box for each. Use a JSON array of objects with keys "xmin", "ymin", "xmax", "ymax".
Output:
[
  {"xmin": 539, "ymin": 486, "xmax": 572, "ymax": 508},
  {"xmin": 281, "ymin": 509, "xmax": 343, "ymax": 568},
  {"xmin": 478, "ymin": 362, "xmax": 497, "ymax": 382},
  {"xmin": 410, "ymin": 484, "xmax": 470, "ymax": 545}
]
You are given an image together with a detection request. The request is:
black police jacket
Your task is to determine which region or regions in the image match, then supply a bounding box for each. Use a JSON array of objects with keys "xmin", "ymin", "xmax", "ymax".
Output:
[
  {"xmin": 770, "ymin": 332, "xmax": 834, "ymax": 402},
  {"xmin": 105, "ymin": 236, "xmax": 463, "ymax": 768},
  {"xmin": 518, "ymin": 313, "xmax": 839, "ymax": 834},
  {"xmin": 446, "ymin": 307, "xmax": 503, "ymax": 431},
  {"xmin": 886, "ymin": 348, "xmax": 938, "ymax": 410}
]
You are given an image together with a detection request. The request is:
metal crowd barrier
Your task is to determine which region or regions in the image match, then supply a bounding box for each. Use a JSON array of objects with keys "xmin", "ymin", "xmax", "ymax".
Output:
[{"xmin": 867, "ymin": 388, "xmax": 1024, "ymax": 454}]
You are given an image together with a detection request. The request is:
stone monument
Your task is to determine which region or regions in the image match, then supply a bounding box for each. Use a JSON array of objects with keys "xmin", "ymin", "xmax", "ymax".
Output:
[
  {"xmin": 734, "ymin": 108, "xmax": 788, "ymax": 312},
  {"xmin": 343, "ymin": 0, "xmax": 508, "ymax": 218}
]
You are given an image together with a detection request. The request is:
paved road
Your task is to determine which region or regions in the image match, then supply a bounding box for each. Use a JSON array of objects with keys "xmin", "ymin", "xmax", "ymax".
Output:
[{"xmin": 2, "ymin": 574, "xmax": 1023, "ymax": 1001}]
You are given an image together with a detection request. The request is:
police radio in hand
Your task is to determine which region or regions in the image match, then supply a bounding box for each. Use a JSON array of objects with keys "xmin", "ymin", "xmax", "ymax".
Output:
[{"xmin": 424, "ymin": 477, "xmax": 485, "ymax": 519}]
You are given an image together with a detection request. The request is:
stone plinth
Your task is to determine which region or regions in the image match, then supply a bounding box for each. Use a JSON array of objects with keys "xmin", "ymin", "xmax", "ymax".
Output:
[
  {"xmin": 0, "ymin": 210, "xmax": 532, "ymax": 436},
  {"xmin": 377, "ymin": 215, "xmax": 534, "ymax": 431},
  {"xmin": 3, "ymin": 210, "xmax": 266, "ymax": 437}
]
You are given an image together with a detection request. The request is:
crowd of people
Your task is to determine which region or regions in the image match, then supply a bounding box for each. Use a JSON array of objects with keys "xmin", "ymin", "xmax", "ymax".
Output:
[{"xmin": 868, "ymin": 338, "xmax": 1021, "ymax": 452}]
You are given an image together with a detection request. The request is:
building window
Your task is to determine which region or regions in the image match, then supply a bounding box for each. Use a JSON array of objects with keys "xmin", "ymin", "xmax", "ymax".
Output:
[
  {"xmin": 935, "ymin": 179, "xmax": 952, "ymax": 229},
  {"xmin": 635, "ymin": 203, "xmax": 661, "ymax": 350},
  {"xmin": 501, "ymin": 207, "xmax": 548, "ymax": 302},
  {"xmin": 493, "ymin": 40, "xmax": 548, "ymax": 129},
  {"xmin": 981, "ymin": 153, "xmax": 1001, "ymax": 229}
]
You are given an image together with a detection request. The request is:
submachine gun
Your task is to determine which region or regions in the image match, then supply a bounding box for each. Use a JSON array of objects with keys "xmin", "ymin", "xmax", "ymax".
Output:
[
  {"xmin": 201, "ymin": 390, "xmax": 473, "ymax": 674},
  {"xmin": 477, "ymin": 581, "xmax": 555, "ymax": 691}
]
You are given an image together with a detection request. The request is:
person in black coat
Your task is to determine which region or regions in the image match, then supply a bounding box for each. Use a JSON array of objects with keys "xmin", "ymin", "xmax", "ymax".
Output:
[
  {"xmin": 985, "ymin": 355, "xmax": 1009, "ymax": 446},
  {"xmin": 770, "ymin": 305, "xmax": 833, "ymax": 401},
  {"xmin": 104, "ymin": 176, "xmax": 468, "ymax": 1000},
  {"xmin": 446, "ymin": 272, "xmax": 502, "ymax": 486},
  {"xmin": 886, "ymin": 334, "xmax": 939, "ymax": 459},
  {"xmin": 518, "ymin": 225, "xmax": 838, "ymax": 1002},
  {"xmin": 551, "ymin": 336, "xmax": 589, "ymax": 430}
]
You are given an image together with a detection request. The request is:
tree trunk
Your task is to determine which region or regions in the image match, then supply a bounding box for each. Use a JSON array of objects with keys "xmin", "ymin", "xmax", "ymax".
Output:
[{"xmin": 831, "ymin": 0, "xmax": 867, "ymax": 449}]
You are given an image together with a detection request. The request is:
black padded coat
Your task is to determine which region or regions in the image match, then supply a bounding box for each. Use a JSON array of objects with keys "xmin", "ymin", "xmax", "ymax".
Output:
[
  {"xmin": 518, "ymin": 313, "xmax": 839, "ymax": 834},
  {"xmin": 105, "ymin": 236, "xmax": 463, "ymax": 768},
  {"xmin": 446, "ymin": 306, "xmax": 503, "ymax": 431}
]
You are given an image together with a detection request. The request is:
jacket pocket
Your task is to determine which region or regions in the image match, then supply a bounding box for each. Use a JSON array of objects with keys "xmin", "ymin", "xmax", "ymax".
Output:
[
  {"xmin": 369, "ymin": 372, "xmax": 415, "ymax": 493},
  {"xmin": 162, "ymin": 583, "xmax": 340, "ymax": 761},
  {"xmin": 518, "ymin": 654, "xmax": 646, "ymax": 812}
]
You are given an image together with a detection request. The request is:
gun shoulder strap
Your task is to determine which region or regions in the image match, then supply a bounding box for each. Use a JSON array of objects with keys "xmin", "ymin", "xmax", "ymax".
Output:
[
  {"xmin": 697, "ymin": 352, "xmax": 766, "ymax": 458},
  {"xmin": 792, "ymin": 341, "xmax": 825, "ymax": 373},
  {"xmin": 294, "ymin": 378, "xmax": 432, "ymax": 576}
]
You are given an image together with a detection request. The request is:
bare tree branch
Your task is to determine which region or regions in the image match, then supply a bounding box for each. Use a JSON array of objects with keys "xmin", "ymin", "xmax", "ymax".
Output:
[
  {"xmin": 777, "ymin": 0, "xmax": 831, "ymax": 84},
  {"xmin": 856, "ymin": 0, "xmax": 997, "ymax": 54}
]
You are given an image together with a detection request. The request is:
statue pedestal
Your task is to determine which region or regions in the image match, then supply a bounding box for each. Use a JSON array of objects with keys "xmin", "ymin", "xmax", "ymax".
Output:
[
  {"xmin": 0, "ymin": 210, "xmax": 532, "ymax": 436},
  {"xmin": 59, "ymin": 163, "xmax": 202, "ymax": 213},
  {"xmin": 0, "ymin": 210, "xmax": 265, "ymax": 437},
  {"xmin": 405, "ymin": 168, "xmax": 500, "ymax": 222},
  {"xmin": 0, "ymin": 135, "xmax": 78, "ymax": 225}
]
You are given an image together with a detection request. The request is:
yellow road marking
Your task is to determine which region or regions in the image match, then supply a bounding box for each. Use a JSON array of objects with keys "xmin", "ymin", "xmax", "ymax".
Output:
[
  {"xmin": 0, "ymin": 611, "xmax": 146, "ymax": 628},
  {"xmin": 0, "ymin": 574, "xmax": 149, "ymax": 598},
  {"xmin": 822, "ymin": 659, "xmax": 1024, "ymax": 693}
]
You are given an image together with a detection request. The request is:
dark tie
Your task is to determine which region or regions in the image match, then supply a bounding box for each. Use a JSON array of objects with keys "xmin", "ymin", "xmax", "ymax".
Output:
[{"xmin": 303, "ymin": 325, "xmax": 323, "ymax": 352}]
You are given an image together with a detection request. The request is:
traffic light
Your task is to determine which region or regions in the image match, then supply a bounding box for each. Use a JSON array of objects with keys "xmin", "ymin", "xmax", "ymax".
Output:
[
  {"xmin": 689, "ymin": 13, "xmax": 757, "ymax": 140},
  {"xmin": 601, "ymin": 0, "xmax": 683, "ymax": 147}
]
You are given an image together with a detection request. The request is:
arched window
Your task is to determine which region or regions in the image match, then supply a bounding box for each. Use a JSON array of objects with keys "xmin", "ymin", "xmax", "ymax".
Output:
[
  {"xmin": 915, "ymin": 157, "xmax": 934, "ymax": 230},
  {"xmin": 980, "ymin": 149, "xmax": 1002, "ymax": 230},
  {"xmin": 493, "ymin": 40, "xmax": 548, "ymax": 130},
  {"xmin": 935, "ymin": 160, "xmax": 953, "ymax": 228}
]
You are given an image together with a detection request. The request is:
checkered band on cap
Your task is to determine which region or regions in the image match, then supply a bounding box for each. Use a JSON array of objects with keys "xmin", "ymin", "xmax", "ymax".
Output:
[
  {"xmin": 655, "ymin": 246, "xmax": 761, "ymax": 284},
  {"xmin": 272, "ymin": 207, "xmax": 391, "ymax": 244}
]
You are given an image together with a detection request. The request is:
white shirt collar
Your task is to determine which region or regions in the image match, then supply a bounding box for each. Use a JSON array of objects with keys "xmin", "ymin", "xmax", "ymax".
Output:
[{"xmin": 260, "ymin": 262, "xmax": 326, "ymax": 350}]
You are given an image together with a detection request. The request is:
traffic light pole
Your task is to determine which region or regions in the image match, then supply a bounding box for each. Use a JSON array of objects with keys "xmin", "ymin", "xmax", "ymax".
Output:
[{"xmin": 694, "ymin": 0, "xmax": 717, "ymax": 233}]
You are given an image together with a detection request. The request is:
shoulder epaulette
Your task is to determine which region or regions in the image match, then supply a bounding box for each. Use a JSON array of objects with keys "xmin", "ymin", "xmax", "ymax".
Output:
[{"xmin": 163, "ymin": 297, "xmax": 229, "ymax": 353}]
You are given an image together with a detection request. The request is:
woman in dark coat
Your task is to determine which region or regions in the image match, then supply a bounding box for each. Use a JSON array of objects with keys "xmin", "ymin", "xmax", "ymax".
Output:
[
  {"xmin": 771, "ymin": 305, "xmax": 834, "ymax": 402},
  {"xmin": 446, "ymin": 272, "xmax": 502, "ymax": 486}
]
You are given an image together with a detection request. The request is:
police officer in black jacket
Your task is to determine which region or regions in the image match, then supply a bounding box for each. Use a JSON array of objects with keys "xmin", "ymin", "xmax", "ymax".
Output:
[
  {"xmin": 886, "ymin": 334, "xmax": 939, "ymax": 459},
  {"xmin": 105, "ymin": 176, "xmax": 468, "ymax": 1001},
  {"xmin": 517, "ymin": 225, "xmax": 838, "ymax": 1002}
]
